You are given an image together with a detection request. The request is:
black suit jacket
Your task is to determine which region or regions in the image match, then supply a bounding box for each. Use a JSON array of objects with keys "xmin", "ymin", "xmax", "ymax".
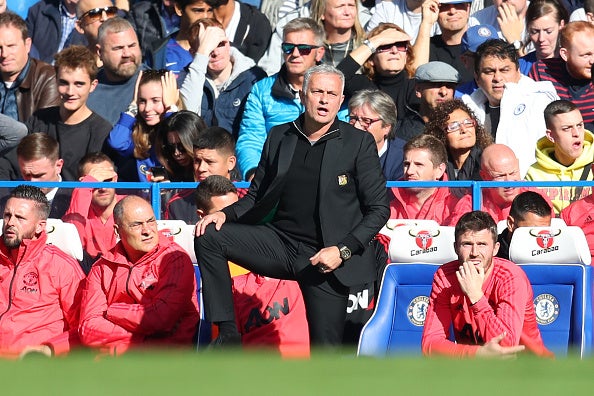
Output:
[{"xmin": 222, "ymin": 117, "xmax": 390, "ymax": 286}]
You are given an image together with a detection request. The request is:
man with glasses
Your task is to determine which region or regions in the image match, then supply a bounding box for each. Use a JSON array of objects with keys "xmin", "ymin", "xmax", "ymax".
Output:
[
  {"xmin": 79, "ymin": 195, "xmax": 200, "ymax": 355},
  {"xmin": 462, "ymin": 39, "xmax": 558, "ymax": 177},
  {"xmin": 26, "ymin": 0, "xmax": 87, "ymax": 64},
  {"xmin": 75, "ymin": 0, "xmax": 121, "ymax": 66},
  {"xmin": 236, "ymin": 17, "xmax": 345, "ymax": 180}
]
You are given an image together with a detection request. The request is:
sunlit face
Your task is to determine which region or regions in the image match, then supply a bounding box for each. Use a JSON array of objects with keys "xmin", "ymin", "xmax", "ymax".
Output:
[
  {"xmin": 81, "ymin": 160, "xmax": 117, "ymax": 209},
  {"xmin": 454, "ymin": 228, "xmax": 499, "ymax": 275},
  {"xmin": 166, "ymin": 131, "xmax": 192, "ymax": 167},
  {"xmin": 480, "ymin": 156, "xmax": 521, "ymax": 207},
  {"xmin": 137, "ymin": 81, "xmax": 165, "ymax": 126},
  {"xmin": 2, "ymin": 198, "xmax": 45, "ymax": 249},
  {"xmin": 369, "ymin": 43, "xmax": 408, "ymax": 77},
  {"xmin": 283, "ymin": 30, "xmax": 325, "ymax": 78},
  {"xmin": 114, "ymin": 198, "xmax": 159, "ymax": 262},
  {"xmin": 492, "ymin": 0, "xmax": 528, "ymax": 16},
  {"xmin": 445, "ymin": 109, "xmax": 476, "ymax": 152},
  {"xmin": 98, "ymin": 28, "xmax": 141, "ymax": 81},
  {"xmin": 560, "ymin": 30, "xmax": 594, "ymax": 80},
  {"xmin": 300, "ymin": 72, "xmax": 344, "ymax": 128},
  {"xmin": 57, "ymin": 66, "xmax": 98, "ymax": 114},
  {"xmin": 528, "ymin": 13, "xmax": 563, "ymax": 60},
  {"xmin": 437, "ymin": 2, "xmax": 470, "ymax": 32},
  {"xmin": 18, "ymin": 157, "xmax": 63, "ymax": 194},
  {"xmin": 207, "ymin": 34, "xmax": 231, "ymax": 75},
  {"xmin": 322, "ymin": 0, "xmax": 356, "ymax": 31},
  {"xmin": 416, "ymin": 82, "xmax": 455, "ymax": 110},
  {"xmin": 0, "ymin": 25, "xmax": 31, "ymax": 82},
  {"xmin": 348, "ymin": 104, "xmax": 391, "ymax": 148},
  {"xmin": 193, "ymin": 148, "xmax": 236, "ymax": 182},
  {"xmin": 76, "ymin": 0, "xmax": 116, "ymax": 44},
  {"xmin": 475, "ymin": 55, "xmax": 521, "ymax": 106},
  {"xmin": 546, "ymin": 109, "xmax": 585, "ymax": 166},
  {"xmin": 403, "ymin": 148, "xmax": 445, "ymax": 192},
  {"xmin": 178, "ymin": 0, "xmax": 214, "ymax": 27}
]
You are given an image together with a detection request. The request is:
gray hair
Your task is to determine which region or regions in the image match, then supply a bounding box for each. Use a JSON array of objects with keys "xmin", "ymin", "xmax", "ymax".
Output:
[
  {"xmin": 302, "ymin": 64, "xmax": 345, "ymax": 96},
  {"xmin": 348, "ymin": 89, "xmax": 397, "ymax": 129},
  {"xmin": 97, "ymin": 16, "xmax": 135, "ymax": 45},
  {"xmin": 283, "ymin": 17, "xmax": 325, "ymax": 47}
]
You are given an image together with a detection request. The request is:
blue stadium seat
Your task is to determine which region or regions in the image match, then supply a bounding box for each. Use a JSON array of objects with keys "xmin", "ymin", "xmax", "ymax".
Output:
[{"xmin": 193, "ymin": 264, "xmax": 212, "ymax": 348}]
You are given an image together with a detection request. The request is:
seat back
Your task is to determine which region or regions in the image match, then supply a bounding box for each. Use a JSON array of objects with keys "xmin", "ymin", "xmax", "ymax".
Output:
[
  {"xmin": 509, "ymin": 226, "xmax": 591, "ymax": 265},
  {"xmin": 157, "ymin": 221, "xmax": 197, "ymax": 263},
  {"xmin": 519, "ymin": 264, "xmax": 593, "ymax": 357},
  {"xmin": 357, "ymin": 263, "xmax": 440, "ymax": 356},
  {"xmin": 387, "ymin": 225, "xmax": 457, "ymax": 264}
]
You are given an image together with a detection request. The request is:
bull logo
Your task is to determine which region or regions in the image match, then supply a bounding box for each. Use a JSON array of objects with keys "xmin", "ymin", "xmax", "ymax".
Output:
[
  {"xmin": 410, "ymin": 229, "xmax": 440, "ymax": 250},
  {"xmin": 529, "ymin": 229, "xmax": 561, "ymax": 249},
  {"xmin": 46, "ymin": 225, "xmax": 56, "ymax": 234}
]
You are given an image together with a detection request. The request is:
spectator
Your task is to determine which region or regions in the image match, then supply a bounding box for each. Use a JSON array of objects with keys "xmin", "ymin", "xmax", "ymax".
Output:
[
  {"xmin": 497, "ymin": 191, "xmax": 552, "ymax": 260},
  {"xmin": 26, "ymin": 0, "xmax": 87, "ymax": 64},
  {"xmin": 421, "ymin": 210, "xmax": 553, "ymax": 357},
  {"xmin": 26, "ymin": 45, "xmax": 112, "ymax": 181},
  {"xmin": 0, "ymin": 184, "xmax": 84, "ymax": 358},
  {"xmin": 389, "ymin": 134, "xmax": 458, "ymax": 224},
  {"xmin": 0, "ymin": 114, "xmax": 27, "ymax": 153},
  {"xmin": 530, "ymin": 21, "xmax": 594, "ymax": 130},
  {"xmin": 525, "ymin": 99, "xmax": 594, "ymax": 213},
  {"xmin": 462, "ymin": 39, "xmax": 558, "ymax": 176},
  {"xmin": 469, "ymin": 0, "xmax": 528, "ymax": 46},
  {"xmin": 448, "ymin": 144, "xmax": 554, "ymax": 225},
  {"xmin": 165, "ymin": 125, "xmax": 238, "ymax": 223},
  {"xmin": 62, "ymin": 152, "xmax": 123, "ymax": 274},
  {"xmin": 397, "ymin": 61, "xmax": 458, "ymax": 141},
  {"xmin": 348, "ymin": 89, "xmax": 405, "ymax": 181},
  {"xmin": 106, "ymin": 69, "xmax": 180, "ymax": 182},
  {"xmin": 561, "ymin": 189, "xmax": 594, "ymax": 260},
  {"xmin": 0, "ymin": 12, "xmax": 60, "ymax": 122},
  {"xmin": 87, "ymin": 17, "xmax": 143, "ymax": 126},
  {"xmin": 180, "ymin": 18, "xmax": 266, "ymax": 138},
  {"xmin": 128, "ymin": 0, "xmax": 185, "ymax": 59},
  {"xmin": 195, "ymin": 64, "xmax": 389, "ymax": 347},
  {"xmin": 365, "ymin": 0, "xmax": 440, "ymax": 43},
  {"xmin": 337, "ymin": 23, "xmax": 418, "ymax": 126},
  {"xmin": 79, "ymin": 195, "xmax": 200, "ymax": 355},
  {"xmin": 235, "ymin": 17, "xmax": 327, "ymax": 180},
  {"xmin": 154, "ymin": 110, "xmax": 207, "ymax": 182},
  {"xmin": 412, "ymin": 0, "xmax": 473, "ymax": 83},
  {"xmin": 74, "ymin": 0, "xmax": 121, "ymax": 67},
  {"xmin": 208, "ymin": 0, "xmax": 272, "ymax": 63},
  {"xmin": 258, "ymin": 0, "xmax": 370, "ymax": 75},
  {"xmin": 424, "ymin": 99, "xmax": 493, "ymax": 183}
]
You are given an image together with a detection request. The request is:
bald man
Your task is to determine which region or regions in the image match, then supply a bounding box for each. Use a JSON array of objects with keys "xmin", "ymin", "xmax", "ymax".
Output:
[{"xmin": 448, "ymin": 144, "xmax": 553, "ymax": 225}]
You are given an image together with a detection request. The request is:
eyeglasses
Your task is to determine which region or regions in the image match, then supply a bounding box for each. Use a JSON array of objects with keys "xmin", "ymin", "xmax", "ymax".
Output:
[
  {"xmin": 165, "ymin": 142, "xmax": 185, "ymax": 153},
  {"xmin": 376, "ymin": 41, "xmax": 409, "ymax": 53},
  {"xmin": 79, "ymin": 6, "xmax": 118, "ymax": 25},
  {"xmin": 446, "ymin": 118, "xmax": 476, "ymax": 133},
  {"xmin": 281, "ymin": 43, "xmax": 320, "ymax": 56},
  {"xmin": 349, "ymin": 115, "xmax": 382, "ymax": 128},
  {"xmin": 125, "ymin": 217, "xmax": 157, "ymax": 231}
]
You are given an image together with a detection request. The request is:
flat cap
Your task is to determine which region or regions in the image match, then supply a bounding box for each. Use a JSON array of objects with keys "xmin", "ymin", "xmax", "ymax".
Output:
[{"xmin": 415, "ymin": 61, "xmax": 460, "ymax": 84}]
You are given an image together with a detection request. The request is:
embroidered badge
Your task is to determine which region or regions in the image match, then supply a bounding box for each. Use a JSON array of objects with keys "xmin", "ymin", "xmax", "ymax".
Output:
[
  {"xmin": 407, "ymin": 296, "xmax": 430, "ymax": 326},
  {"xmin": 338, "ymin": 174, "xmax": 348, "ymax": 186},
  {"xmin": 534, "ymin": 293, "xmax": 559, "ymax": 325}
]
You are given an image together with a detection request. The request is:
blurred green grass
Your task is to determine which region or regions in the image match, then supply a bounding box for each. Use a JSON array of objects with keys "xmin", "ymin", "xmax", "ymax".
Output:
[{"xmin": 2, "ymin": 349, "xmax": 593, "ymax": 395}]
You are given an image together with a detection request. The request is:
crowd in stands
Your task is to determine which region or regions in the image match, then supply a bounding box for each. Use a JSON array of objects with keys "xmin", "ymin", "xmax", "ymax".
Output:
[{"xmin": 2, "ymin": 0, "xmax": 594, "ymax": 358}]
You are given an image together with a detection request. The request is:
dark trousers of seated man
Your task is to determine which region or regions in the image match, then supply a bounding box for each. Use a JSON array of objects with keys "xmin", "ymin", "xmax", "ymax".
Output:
[{"xmin": 195, "ymin": 222, "xmax": 350, "ymax": 345}]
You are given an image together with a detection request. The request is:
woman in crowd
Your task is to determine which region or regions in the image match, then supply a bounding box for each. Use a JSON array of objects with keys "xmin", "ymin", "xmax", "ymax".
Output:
[
  {"xmin": 424, "ymin": 99, "xmax": 492, "ymax": 182},
  {"xmin": 338, "ymin": 23, "xmax": 418, "ymax": 122},
  {"xmin": 154, "ymin": 110, "xmax": 207, "ymax": 182},
  {"xmin": 348, "ymin": 89, "xmax": 406, "ymax": 181},
  {"xmin": 106, "ymin": 69, "xmax": 180, "ymax": 182}
]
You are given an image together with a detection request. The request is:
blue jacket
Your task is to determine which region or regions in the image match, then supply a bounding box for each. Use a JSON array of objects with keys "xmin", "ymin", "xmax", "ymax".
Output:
[
  {"xmin": 236, "ymin": 67, "xmax": 348, "ymax": 179},
  {"xmin": 380, "ymin": 138, "xmax": 406, "ymax": 182}
]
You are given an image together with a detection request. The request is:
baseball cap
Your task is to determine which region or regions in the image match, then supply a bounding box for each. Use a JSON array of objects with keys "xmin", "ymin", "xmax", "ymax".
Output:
[
  {"xmin": 415, "ymin": 61, "xmax": 460, "ymax": 84},
  {"xmin": 461, "ymin": 24, "xmax": 499, "ymax": 53}
]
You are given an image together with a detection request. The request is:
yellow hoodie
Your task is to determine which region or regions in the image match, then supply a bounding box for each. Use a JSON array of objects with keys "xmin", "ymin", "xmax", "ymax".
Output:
[{"xmin": 525, "ymin": 130, "xmax": 594, "ymax": 214}]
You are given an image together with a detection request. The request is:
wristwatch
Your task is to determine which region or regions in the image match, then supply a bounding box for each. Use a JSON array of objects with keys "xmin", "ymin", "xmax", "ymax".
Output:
[
  {"xmin": 338, "ymin": 244, "xmax": 352, "ymax": 261},
  {"xmin": 512, "ymin": 40, "xmax": 522, "ymax": 51},
  {"xmin": 362, "ymin": 39, "xmax": 376, "ymax": 54}
]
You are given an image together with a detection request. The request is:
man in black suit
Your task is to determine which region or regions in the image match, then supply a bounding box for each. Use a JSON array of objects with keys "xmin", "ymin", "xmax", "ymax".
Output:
[{"xmin": 195, "ymin": 64, "xmax": 390, "ymax": 346}]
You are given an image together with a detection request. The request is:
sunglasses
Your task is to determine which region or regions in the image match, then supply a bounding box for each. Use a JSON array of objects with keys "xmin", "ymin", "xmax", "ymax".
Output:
[
  {"xmin": 79, "ymin": 6, "xmax": 118, "ymax": 25},
  {"xmin": 446, "ymin": 118, "xmax": 476, "ymax": 133},
  {"xmin": 165, "ymin": 142, "xmax": 185, "ymax": 153},
  {"xmin": 376, "ymin": 41, "xmax": 409, "ymax": 53},
  {"xmin": 281, "ymin": 43, "xmax": 320, "ymax": 56}
]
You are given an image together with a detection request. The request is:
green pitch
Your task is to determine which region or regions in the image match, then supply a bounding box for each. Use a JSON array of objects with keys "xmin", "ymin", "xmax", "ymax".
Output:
[{"xmin": 2, "ymin": 349, "xmax": 593, "ymax": 395}]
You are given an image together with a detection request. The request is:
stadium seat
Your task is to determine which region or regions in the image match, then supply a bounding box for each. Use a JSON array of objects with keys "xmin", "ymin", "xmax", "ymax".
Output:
[
  {"xmin": 387, "ymin": 225, "xmax": 457, "ymax": 264},
  {"xmin": 193, "ymin": 264, "xmax": 212, "ymax": 348},
  {"xmin": 509, "ymin": 226, "xmax": 591, "ymax": 265},
  {"xmin": 357, "ymin": 263, "xmax": 440, "ymax": 356},
  {"xmin": 157, "ymin": 221, "xmax": 197, "ymax": 263}
]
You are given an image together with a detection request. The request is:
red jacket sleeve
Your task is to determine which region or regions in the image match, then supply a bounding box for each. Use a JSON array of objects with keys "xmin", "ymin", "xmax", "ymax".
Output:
[
  {"xmin": 105, "ymin": 250, "xmax": 196, "ymax": 335},
  {"xmin": 62, "ymin": 175, "xmax": 96, "ymax": 248},
  {"xmin": 445, "ymin": 195, "xmax": 472, "ymax": 226}
]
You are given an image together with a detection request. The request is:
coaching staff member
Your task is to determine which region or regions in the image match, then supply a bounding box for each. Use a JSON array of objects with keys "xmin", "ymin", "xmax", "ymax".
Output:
[{"xmin": 195, "ymin": 64, "xmax": 390, "ymax": 346}]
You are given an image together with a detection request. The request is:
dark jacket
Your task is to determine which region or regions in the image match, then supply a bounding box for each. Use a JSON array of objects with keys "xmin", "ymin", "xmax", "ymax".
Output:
[
  {"xmin": 380, "ymin": 138, "xmax": 406, "ymax": 182},
  {"xmin": 16, "ymin": 58, "xmax": 61, "ymax": 123},
  {"xmin": 222, "ymin": 116, "xmax": 390, "ymax": 286},
  {"xmin": 395, "ymin": 105, "xmax": 426, "ymax": 141},
  {"xmin": 232, "ymin": 2, "xmax": 272, "ymax": 63},
  {"xmin": 25, "ymin": 0, "xmax": 87, "ymax": 64},
  {"xmin": 127, "ymin": 0, "xmax": 168, "ymax": 59}
]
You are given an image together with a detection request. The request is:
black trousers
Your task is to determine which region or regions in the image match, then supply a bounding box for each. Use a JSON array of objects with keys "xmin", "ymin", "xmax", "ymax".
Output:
[{"xmin": 194, "ymin": 223, "xmax": 349, "ymax": 346}]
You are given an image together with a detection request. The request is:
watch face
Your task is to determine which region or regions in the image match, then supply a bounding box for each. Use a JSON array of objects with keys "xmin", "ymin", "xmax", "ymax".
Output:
[{"xmin": 340, "ymin": 247, "xmax": 351, "ymax": 260}]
